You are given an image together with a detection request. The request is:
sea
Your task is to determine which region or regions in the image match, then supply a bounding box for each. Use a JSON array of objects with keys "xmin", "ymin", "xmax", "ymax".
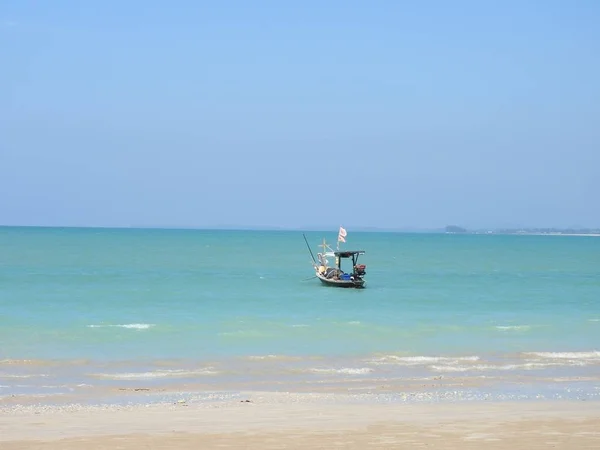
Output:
[{"xmin": 1, "ymin": 227, "xmax": 599, "ymax": 407}]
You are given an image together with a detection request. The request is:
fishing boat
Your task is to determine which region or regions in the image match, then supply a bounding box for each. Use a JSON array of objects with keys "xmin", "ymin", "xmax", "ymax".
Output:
[{"xmin": 303, "ymin": 227, "xmax": 367, "ymax": 288}]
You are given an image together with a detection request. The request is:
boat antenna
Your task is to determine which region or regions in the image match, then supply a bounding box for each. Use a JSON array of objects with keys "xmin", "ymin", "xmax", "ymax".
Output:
[{"xmin": 302, "ymin": 233, "xmax": 317, "ymax": 264}]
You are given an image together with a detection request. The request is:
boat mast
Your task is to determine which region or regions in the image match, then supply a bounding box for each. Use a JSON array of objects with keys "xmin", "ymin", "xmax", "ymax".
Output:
[{"xmin": 318, "ymin": 238, "xmax": 327, "ymax": 267}]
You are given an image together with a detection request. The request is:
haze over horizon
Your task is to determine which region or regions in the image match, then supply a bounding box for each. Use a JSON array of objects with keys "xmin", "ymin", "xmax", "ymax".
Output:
[{"xmin": 2, "ymin": 1, "xmax": 599, "ymax": 230}]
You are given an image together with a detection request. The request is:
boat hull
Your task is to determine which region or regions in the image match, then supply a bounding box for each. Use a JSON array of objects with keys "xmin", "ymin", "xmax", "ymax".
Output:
[{"xmin": 316, "ymin": 273, "xmax": 365, "ymax": 288}]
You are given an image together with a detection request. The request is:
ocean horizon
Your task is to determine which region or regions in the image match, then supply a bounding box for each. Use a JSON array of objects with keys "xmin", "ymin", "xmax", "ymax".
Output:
[{"xmin": 0, "ymin": 225, "xmax": 444, "ymax": 233}]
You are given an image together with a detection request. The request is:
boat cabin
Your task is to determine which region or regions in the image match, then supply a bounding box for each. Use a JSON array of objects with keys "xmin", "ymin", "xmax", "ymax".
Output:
[
  {"xmin": 334, "ymin": 250, "xmax": 364, "ymax": 268},
  {"xmin": 333, "ymin": 250, "xmax": 367, "ymax": 277}
]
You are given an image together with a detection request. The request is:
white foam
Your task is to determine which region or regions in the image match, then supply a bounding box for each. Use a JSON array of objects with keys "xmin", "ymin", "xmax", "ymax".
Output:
[
  {"xmin": 369, "ymin": 355, "xmax": 480, "ymax": 366},
  {"xmin": 524, "ymin": 351, "xmax": 600, "ymax": 361},
  {"xmin": 0, "ymin": 373, "xmax": 48, "ymax": 379},
  {"xmin": 0, "ymin": 359, "xmax": 39, "ymax": 365},
  {"xmin": 92, "ymin": 368, "xmax": 217, "ymax": 380},
  {"xmin": 88, "ymin": 324, "xmax": 155, "ymax": 330},
  {"xmin": 347, "ymin": 321, "xmax": 361, "ymax": 325},
  {"xmin": 308, "ymin": 367, "xmax": 373, "ymax": 375},
  {"xmin": 218, "ymin": 330, "xmax": 266, "ymax": 337},
  {"xmin": 521, "ymin": 361, "xmax": 587, "ymax": 368},
  {"xmin": 495, "ymin": 325, "xmax": 531, "ymax": 331},
  {"xmin": 590, "ymin": 319, "xmax": 600, "ymax": 322},
  {"xmin": 430, "ymin": 365, "xmax": 500, "ymax": 373},
  {"xmin": 425, "ymin": 352, "xmax": 600, "ymax": 373},
  {"xmin": 247, "ymin": 355, "xmax": 279, "ymax": 360},
  {"xmin": 431, "ymin": 361, "xmax": 588, "ymax": 373},
  {"xmin": 291, "ymin": 324, "xmax": 310, "ymax": 328},
  {"xmin": 120, "ymin": 324, "xmax": 154, "ymax": 329},
  {"xmin": 246, "ymin": 355, "xmax": 302, "ymax": 361},
  {"xmin": 1, "ymin": 392, "xmax": 64, "ymax": 399}
]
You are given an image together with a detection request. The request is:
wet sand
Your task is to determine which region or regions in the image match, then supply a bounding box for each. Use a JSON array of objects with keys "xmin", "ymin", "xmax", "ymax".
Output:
[{"xmin": 2, "ymin": 393, "xmax": 599, "ymax": 449}]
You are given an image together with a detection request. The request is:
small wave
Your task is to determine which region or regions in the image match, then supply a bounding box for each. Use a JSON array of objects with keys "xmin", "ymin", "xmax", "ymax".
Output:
[
  {"xmin": 347, "ymin": 321, "xmax": 361, "ymax": 325},
  {"xmin": 246, "ymin": 355, "xmax": 279, "ymax": 360},
  {"xmin": 431, "ymin": 361, "xmax": 587, "ymax": 373},
  {"xmin": 39, "ymin": 384, "xmax": 72, "ymax": 389},
  {"xmin": 1, "ymin": 392, "xmax": 65, "ymax": 399},
  {"xmin": 0, "ymin": 359, "xmax": 47, "ymax": 366},
  {"xmin": 92, "ymin": 368, "xmax": 218, "ymax": 380},
  {"xmin": 368, "ymin": 355, "xmax": 480, "ymax": 366},
  {"xmin": 0, "ymin": 373, "xmax": 49, "ymax": 379},
  {"xmin": 307, "ymin": 367, "xmax": 373, "ymax": 375},
  {"xmin": 218, "ymin": 329, "xmax": 269, "ymax": 338},
  {"xmin": 524, "ymin": 351, "xmax": 600, "ymax": 361},
  {"xmin": 245, "ymin": 355, "xmax": 301, "ymax": 361},
  {"xmin": 552, "ymin": 377, "xmax": 599, "ymax": 382},
  {"xmin": 291, "ymin": 324, "xmax": 310, "ymax": 328},
  {"xmin": 590, "ymin": 319, "xmax": 600, "ymax": 322},
  {"xmin": 88, "ymin": 324, "xmax": 155, "ymax": 330},
  {"xmin": 1, "ymin": 359, "xmax": 89, "ymax": 367},
  {"xmin": 430, "ymin": 364, "xmax": 504, "ymax": 373},
  {"xmin": 495, "ymin": 325, "xmax": 531, "ymax": 331}
]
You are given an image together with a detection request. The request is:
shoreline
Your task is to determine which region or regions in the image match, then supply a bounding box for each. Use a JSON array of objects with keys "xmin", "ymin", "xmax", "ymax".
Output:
[
  {"xmin": 3, "ymin": 373, "xmax": 600, "ymax": 409},
  {"xmin": 3, "ymin": 350, "xmax": 600, "ymax": 409},
  {"xmin": 2, "ymin": 393, "xmax": 599, "ymax": 448}
]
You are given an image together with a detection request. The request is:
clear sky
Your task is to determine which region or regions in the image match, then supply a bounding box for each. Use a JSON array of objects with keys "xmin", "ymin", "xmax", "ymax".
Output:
[{"xmin": 1, "ymin": 1, "xmax": 599, "ymax": 230}]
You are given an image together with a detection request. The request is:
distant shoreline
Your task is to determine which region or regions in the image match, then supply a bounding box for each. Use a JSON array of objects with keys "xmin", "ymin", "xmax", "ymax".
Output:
[
  {"xmin": 446, "ymin": 231, "xmax": 600, "ymax": 237},
  {"xmin": 525, "ymin": 233, "xmax": 600, "ymax": 237},
  {"xmin": 445, "ymin": 225, "xmax": 600, "ymax": 237},
  {"xmin": 1, "ymin": 224, "xmax": 599, "ymax": 236}
]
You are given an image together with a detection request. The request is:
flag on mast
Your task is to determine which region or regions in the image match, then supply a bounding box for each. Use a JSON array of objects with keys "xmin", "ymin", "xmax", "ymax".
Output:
[{"xmin": 337, "ymin": 226, "xmax": 347, "ymax": 245}]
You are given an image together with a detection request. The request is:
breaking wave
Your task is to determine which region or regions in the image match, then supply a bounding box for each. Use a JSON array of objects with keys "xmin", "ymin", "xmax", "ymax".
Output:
[
  {"xmin": 368, "ymin": 355, "xmax": 480, "ymax": 366},
  {"xmin": 430, "ymin": 362, "xmax": 586, "ymax": 373},
  {"xmin": 495, "ymin": 325, "xmax": 531, "ymax": 331},
  {"xmin": 87, "ymin": 324, "xmax": 155, "ymax": 330},
  {"xmin": 523, "ymin": 351, "xmax": 600, "ymax": 361},
  {"xmin": 306, "ymin": 367, "xmax": 374, "ymax": 375},
  {"xmin": 245, "ymin": 355, "xmax": 302, "ymax": 361},
  {"xmin": 0, "ymin": 373, "xmax": 49, "ymax": 379},
  {"xmin": 92, "ymin": 368, "xmax": 218, "ymax": 380}
]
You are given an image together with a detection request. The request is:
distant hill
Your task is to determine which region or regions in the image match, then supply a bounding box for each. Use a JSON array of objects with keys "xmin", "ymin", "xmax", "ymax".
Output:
[{"xmin": 442, "ymin": 225, "xmax": 600, "ymax": 236}]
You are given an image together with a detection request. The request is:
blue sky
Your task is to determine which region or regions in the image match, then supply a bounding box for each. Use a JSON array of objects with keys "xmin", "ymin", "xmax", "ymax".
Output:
[{"xmin": 1, "ymin": 1, "xmax": 599, "ymax": 229}]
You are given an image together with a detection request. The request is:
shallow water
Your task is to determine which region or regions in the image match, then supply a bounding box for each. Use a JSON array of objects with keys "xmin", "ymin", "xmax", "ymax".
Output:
[{"xmin": 1, "ymin": 227, "xmax": 599, "ymax": 405}]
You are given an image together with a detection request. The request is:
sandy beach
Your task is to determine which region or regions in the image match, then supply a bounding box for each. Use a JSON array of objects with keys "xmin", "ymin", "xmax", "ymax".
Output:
[{"xmin": 2, "ymin": 392, "xmax": 599, "ymax": 449}]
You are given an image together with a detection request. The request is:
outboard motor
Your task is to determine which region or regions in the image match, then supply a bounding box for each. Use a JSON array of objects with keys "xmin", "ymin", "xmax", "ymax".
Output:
[{"xmin": 354, "ymin": 264, "xmax": 366, "ymax": 276}]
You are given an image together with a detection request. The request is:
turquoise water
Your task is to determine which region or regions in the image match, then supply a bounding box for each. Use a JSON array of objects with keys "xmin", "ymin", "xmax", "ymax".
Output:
[{"xmin": 1, "ymin": 227, "xmax": 599, "ymax": 402}]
